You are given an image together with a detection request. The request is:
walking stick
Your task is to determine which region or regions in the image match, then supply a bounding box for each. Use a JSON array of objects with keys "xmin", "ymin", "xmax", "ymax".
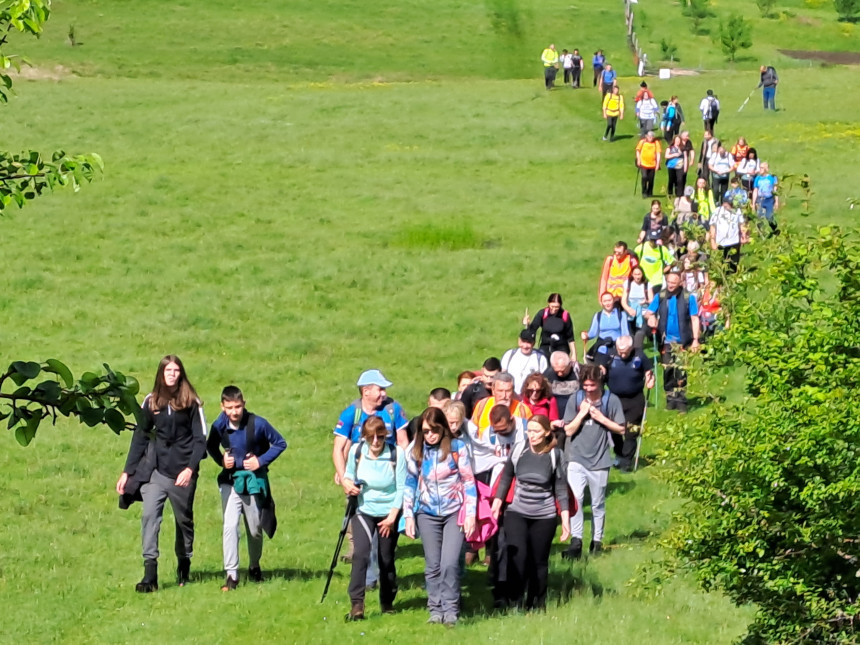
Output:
[
  {"xmin": 652, "ymin": 330, "xmax": 661, "ymax": 410},
  {"xmin": 320, "ymin": 494, "xmax": 359, "ymax": 603},
  {"xmin": 737, "ymin": 87, "xmax": 756, "ymax": 113},
  {"xmin": 634, "ymin": 389, "xmax": 650, "ymax": 472},
  {"xmin": 633, "ymin": 165, "xmax": 640, "ymax": 196}
]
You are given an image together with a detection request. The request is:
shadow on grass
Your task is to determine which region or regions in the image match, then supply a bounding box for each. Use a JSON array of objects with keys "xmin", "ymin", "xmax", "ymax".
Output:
[
  {"xmin": 606, "ymin": 479, "xmax": 636, "ymax": 497},
  {"xmin": 612, "ymin": 134, "xmax": 635, "ymax": 141},
  {"xmin": 188, "ymin": 566, "xmax": 333, "ymax": 585}
]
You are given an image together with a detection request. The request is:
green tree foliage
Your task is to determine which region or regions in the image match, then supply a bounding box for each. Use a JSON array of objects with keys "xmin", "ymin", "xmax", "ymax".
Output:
[
  {"xmin": 834, "ymin": 0, "xmax": 860, "ymax": 22},
  {"xmin": 0, "ymin": 1, "xmax": 138, "ymax": 444},
  {"xmin": 1, "ymin": 361, "xmax": 142, "ymax": 445},
  {"xmin": 683, "ymin": 0, "xmax": 713, "ymax": 34},
  {"xmin": 756, "ymin": 0, "xmax": 777, "ymax": 18},
  {"xmin": 718, "ymin": 13, "xmax": 753, "ymax": 62},
  {"xmin": 657, "ymin": 227, "xmax": 860, "ymax": 644},
  {"xmin": 660, "ymin": 37, "xmax": 679, "ymax": 62}
]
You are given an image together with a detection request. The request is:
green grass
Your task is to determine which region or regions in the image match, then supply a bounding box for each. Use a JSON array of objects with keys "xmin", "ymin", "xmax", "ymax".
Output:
[
  {"xmin": 636, "ymin": 0, "xmax": 860, "ymax": 70},
  {"xmin": 0, "ymin": 0, "xmax": 859, "ymax": 642}
]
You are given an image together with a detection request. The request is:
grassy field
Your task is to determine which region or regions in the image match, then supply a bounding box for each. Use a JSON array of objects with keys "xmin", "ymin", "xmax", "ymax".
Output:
[
  {"xmin": 0, "ymin": 0, "xmax": 859, "ymax": 643},
  {"xmin": 634, "ymin": 0, "xmax": 860, "ymax": 71}
]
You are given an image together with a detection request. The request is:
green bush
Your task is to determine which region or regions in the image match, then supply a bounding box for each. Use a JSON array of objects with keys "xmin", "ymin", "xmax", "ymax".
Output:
[
  {"xmin": 660, "ymin": 37, "xmax": 679, "ymax": 61},
  {"xmin": 683, "ymin": 0, "xmax": 714, "ymax": 34},
  {"xmin": 756, "ymin": 0, "xmax": 777, "ymax": 18},
  {"xmin": 718, "ymin": 13, "xmax": 753, "ymax": 61},
  {"xmin": 834, "ymin": 0, "xmax": 860, "ymax": 22},
  {"xmin": 658, "ymin": 227, "xmax": 860, "ymax": 644}
]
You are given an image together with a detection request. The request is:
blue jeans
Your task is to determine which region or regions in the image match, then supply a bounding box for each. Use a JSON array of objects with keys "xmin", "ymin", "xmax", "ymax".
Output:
[
  {"xmin": 763, "ymin": 86, "xmax": 776, "ymax": 110},
  {"xmin": 757, "ymin": 196, "xmax": 776, "ymax": 224}
]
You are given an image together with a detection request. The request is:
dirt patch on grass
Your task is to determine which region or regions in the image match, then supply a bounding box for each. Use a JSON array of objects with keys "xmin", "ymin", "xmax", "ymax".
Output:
[
  {"xmin": 8, "ymin": 65, "xmax": 72, "ymax": 81},
  {"xmin": 779, "ymin": 49, "xmax": 860, "ymax": 64}
]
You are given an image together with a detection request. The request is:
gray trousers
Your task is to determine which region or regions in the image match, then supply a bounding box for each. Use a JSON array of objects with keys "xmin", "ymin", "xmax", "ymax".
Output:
[
  {"xmin": 141, "ymin": 469, "xmax": 197, "ymax": 562},
  {"xmin": 219, "ymin": 484, "xmax": 263, "ymax": 577},
  {"xmin": 566, "ymin": 462, "xmax": 609, "ymax": 542},
  {"xmin": 416, "ymin": 512, "xmax": 464, "ymax": 620}
]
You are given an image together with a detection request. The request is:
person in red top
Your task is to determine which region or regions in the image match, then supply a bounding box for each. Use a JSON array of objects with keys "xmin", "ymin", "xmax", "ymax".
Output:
[
  {"xmin": 520, "ymin": 373, "xmax": 562, "ymax": 429},
  {"xmin": 599, "ymin": 241, "xmax": 638, "ymax": 303},
  {"xmin": 635, "ymin": 131, "xmax": 662, "ymax": 198}
]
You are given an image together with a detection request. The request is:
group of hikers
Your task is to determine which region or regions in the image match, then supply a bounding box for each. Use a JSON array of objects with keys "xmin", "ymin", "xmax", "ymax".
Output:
[{"xmin": 112, "ymin": 57, "xmax": 782, "ymax": 629}]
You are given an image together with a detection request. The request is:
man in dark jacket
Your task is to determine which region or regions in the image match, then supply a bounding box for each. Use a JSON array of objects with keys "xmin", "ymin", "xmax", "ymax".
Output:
[
  {"xmin": 645, "ymin": 269, "xmax": 701, "ymax": 412},
  {"xmin": 208, "ymin": 386, "xmax": 287, "ymax": 590},
  {"xmin": 603, "ymin": 336, "xmax": 654, "ymax": 470}
]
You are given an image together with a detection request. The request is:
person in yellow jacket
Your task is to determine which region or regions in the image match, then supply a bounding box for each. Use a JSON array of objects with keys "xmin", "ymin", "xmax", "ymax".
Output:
[
  {"xmin": 601, "ymin": 85, "xmax": 625, "ymax": 142},
  {"xmin": 541, "ymin": 44, "xmax": 559, "ymax": 90}
]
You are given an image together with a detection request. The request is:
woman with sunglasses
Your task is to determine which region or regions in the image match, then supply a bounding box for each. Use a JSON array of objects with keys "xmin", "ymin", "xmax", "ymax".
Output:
[
  {"xmin": 403, "ymin": 407, "xmax": 477, "ymax": 626},
  {"xmin": 342, "ymin": 416, "xmax": 407, "ymax": 620},
  {"xmin": 520, "ymin": 373, "xmax": 561, "ymax": 428}
]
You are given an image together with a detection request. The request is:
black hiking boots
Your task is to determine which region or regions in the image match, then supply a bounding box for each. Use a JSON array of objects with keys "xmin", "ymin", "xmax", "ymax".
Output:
[{"xmin": 135, "ymin": 559, "xmax": 158, "ymax": 593}]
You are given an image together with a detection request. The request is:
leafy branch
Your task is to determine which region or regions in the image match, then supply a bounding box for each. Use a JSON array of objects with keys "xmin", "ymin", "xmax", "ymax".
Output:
[{"xmin": 0, "ymin": 360, "xmax": 143, "ymax": 446}]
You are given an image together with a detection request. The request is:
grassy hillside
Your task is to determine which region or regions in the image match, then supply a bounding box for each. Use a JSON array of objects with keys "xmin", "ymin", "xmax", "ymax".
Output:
[{"xmin": 0, "ymin": 0, "xmax": 858, "ymax": 643}]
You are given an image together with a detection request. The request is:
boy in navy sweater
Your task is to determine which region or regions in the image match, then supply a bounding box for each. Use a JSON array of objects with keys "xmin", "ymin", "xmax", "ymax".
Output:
[{"xmin": 207, "ymin": 386, "xmax": 287, "ymax": 590}]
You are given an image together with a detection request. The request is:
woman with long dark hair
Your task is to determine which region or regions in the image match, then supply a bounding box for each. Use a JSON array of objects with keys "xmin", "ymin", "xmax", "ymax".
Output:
[
  {"xmin": 116, "ymin": 355, "xmax": 207, "ymax": 592},
  {"xmin": 403, "ymin": 407, "xmax": 476, "ymax": 626},
  {"xmin": 492, "ymin": 415, "xmax": 569, "ymax": 610},
  {"xmin": 524, "ymin": 292, "xmax": 576, "ymax": 360}
]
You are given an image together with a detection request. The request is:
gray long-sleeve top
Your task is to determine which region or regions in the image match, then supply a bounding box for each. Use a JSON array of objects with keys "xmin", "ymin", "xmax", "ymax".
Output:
[{"xmin": 494, "ymin": 445, "xmax": 568, "ymax": 519}]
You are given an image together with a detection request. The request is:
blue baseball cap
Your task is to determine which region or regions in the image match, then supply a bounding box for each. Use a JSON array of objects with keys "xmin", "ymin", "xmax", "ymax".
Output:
[{"xmin": 356, "ymin": 369, "xmax": 392, "ymax": 388}]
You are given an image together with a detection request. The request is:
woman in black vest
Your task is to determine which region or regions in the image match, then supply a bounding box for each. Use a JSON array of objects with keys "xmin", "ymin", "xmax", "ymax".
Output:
[{"xmin": 524, "ymin": 293, "xmax": 576, "ymax": 360}]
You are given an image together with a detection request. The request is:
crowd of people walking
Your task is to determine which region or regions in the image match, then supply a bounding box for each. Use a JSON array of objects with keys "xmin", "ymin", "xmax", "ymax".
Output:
[{"xmin": 111, "ymin": 54, "xmax": 785, "ymax": 629}]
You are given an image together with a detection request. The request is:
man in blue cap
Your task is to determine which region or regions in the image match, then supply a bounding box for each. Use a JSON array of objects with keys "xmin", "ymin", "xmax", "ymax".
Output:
[{"xmin": 332, "ymin": 369, "xmax": 409, "ymax": 492}]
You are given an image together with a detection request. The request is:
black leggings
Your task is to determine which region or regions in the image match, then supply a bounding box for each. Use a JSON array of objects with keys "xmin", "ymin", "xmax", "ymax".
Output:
[
  {"xmin": 349, "ymin": 513, "xmax": 399, "ymax": 605},
  {"xmin": 604, "ymin": 116, "xmax": 618, "ymax": 139},
  {"xmin": 504, "ymin": 511, "xmax": 557, "ymax": 610},
  {"xmin": 640, "ymin": 167, "xmax": 655, "ymax": 197},
  {"xmin": 667, "ymin": 166, "xmax": 685, "ymax": 198}
]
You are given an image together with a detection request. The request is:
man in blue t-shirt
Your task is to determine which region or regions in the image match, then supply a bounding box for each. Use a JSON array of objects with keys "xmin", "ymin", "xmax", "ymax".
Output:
[
  {"xmin": 646, "ymin": 269, "xmax": 701, "ymax": 412},
  {"xmin": 752, "ymin": 162, "xmax": 779, "ymax": 235},
  {"xmin": 600, "ymin": 63, "xmax": 617, "ymax": 96},
  {"xmin": 332, "ymin": 369, "xmax": 409, "ymax": 491}
]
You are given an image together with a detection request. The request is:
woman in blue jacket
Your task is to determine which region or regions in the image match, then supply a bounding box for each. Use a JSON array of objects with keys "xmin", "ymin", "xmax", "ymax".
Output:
[{"xmin": 403, "ymin": 407, "xmax": 477, "ymax": 626}]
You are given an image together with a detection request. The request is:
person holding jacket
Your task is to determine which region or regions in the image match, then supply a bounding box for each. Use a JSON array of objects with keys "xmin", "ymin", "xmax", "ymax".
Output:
[
  {"xmin": 492, "ymin": 415, "xmax": 570, "ymax": 610},
  {"xmin": 341, "ymin": 416, "xmax": 406, "ymax": 620},
  {"xmin": 207, "ymin": 385, "xmax": 287, "ymax": 591},
  {"xmin": 404, "ymin": 407, "xmax": 477, "ymax": 626},
  {"xmin": 116, "ymin": 355, "xmax": 207, "ymax": 593}
]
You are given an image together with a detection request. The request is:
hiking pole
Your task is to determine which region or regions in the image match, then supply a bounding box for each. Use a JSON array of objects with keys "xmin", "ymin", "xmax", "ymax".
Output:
[
  {"xmin": 652, "ymin": 330, "xmax": 661, "ymax": 410},
  {"xmin": 633, "ymin": 165, "xmax": 640, "ymax": 196},
  {"xmin": 737, "ymin": 87, "xmax": 756, "ymax": 113},
  {"xmin": 634, "ymin": 389, "xmax": 650, "ymax": 472},
  {"xmin": 321, "ymin": 493, "xmax": 359, "ymax": 603}
]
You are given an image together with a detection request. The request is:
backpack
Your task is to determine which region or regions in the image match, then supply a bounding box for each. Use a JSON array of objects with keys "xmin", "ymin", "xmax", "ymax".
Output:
[
  {"xmin": 707, "ymin": 96, "xmax": 720, "ymax": 122},
  {"xmin": 353, "ymin": 440, "xmax": 397, "ymax": 481},
  {"xmin": 351, "ymin": 399, "xmax": 398, "ymax": 443},
  {"xmin": 218, "ymin": 413, "xmax": 267, "ymax": 470},
  {"xmin": 574, "ymin": 388, "xmax": 612, "ymax": 416},
  {"xmin": 542, "ymin": 307, "xmax": 570, "ymax": 323},
  {"xmin": 585, "ymin": 308, "xmax": 625, "ymax": 363}
]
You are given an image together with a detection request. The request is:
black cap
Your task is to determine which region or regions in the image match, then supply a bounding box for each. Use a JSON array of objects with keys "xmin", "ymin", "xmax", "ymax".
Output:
[{"xmin": 519, "ymin": 329, "xmax": 536, "ymax": 343}]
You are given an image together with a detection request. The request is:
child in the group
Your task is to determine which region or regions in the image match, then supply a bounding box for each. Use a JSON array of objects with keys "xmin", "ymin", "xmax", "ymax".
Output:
[{"xmin": 207, "ymin": 386, "xmax": 287, "ymax": 590}]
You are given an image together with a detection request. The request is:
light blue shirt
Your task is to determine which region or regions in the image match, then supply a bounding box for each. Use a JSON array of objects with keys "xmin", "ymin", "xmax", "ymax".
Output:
[{"xmin": 344, "ymin": 442, "xmax": 406, "ymax": 517}]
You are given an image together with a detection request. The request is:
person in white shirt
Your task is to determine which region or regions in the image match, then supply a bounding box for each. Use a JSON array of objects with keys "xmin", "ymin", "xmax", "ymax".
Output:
[
  {"xmin": 709, "ymin": 196, "xmax": 748, "ymax": 273},
  {"xmin": 698, "ymin": 89, "xmax": 720, "ymax": 133},
  {"xmin": 561, "ymin": 49, "xmax": 575, "ymax": 87},
  {"xmin": 637, "ymin": 92, "xmax": 660, "ymax": 137},
  {"xmin": 502, "ymin": 330, "xmax": 549, "ymax": 394}
]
